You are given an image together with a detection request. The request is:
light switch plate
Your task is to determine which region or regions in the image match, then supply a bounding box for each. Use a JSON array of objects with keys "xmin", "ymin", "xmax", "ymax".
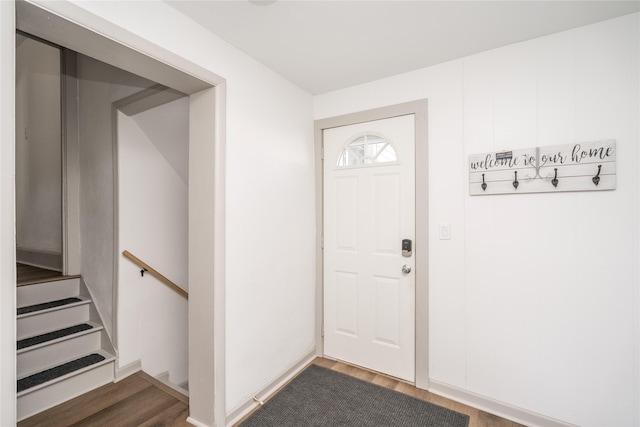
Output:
[{"xmin": 439, "ymin": 223, "xmax": 451, "ymax": 240}]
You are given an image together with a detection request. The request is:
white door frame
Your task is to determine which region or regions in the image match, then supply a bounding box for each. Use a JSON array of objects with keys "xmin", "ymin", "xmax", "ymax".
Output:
[
  {"xmin": 314, "ymin": 100, "xmax": 429, "ymax": 388},
  {"xmin": 11, "ymin": 2, "xmax": 227, "ymax": 426}
]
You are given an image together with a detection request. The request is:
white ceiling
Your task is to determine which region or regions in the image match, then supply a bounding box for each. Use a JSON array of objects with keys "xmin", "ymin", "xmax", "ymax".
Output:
[{"xmin": 166, "ymin": 1, "xmax": 640, "ymax": 95}]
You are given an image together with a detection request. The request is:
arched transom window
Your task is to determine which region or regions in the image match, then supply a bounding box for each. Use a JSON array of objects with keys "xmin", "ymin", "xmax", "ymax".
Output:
[{"xmin": 337, "ymin": 133, "xmax": 398, "ymax": 167}]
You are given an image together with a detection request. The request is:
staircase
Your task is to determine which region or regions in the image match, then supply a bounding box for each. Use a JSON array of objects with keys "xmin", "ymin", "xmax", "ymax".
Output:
[{"xmin": 17, "ymin": 277, "xmax": 116, "ymax": 421}]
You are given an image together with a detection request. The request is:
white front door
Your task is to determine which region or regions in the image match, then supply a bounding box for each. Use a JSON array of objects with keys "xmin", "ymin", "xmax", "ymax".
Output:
[{"xmin": 323, "ymin": 114, "xmax": 415, "ymax": 381}]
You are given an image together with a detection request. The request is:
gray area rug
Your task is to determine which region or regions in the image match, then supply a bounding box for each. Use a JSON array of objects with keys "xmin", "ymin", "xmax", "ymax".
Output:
[{"xmin": 240, "ymin": 364, "xmax": 469, "ymax": 427}]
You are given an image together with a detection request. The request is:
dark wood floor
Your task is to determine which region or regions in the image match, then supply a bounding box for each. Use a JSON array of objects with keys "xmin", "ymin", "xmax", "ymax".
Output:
[
  {"xmin": 18, "ymin": 371, "xmax": 190, "ymax": 427},
  {"xmin": 17, "ymin": 263, "xmax": 65, "ymax": 286},
  {"xmin": 16, "ymin": 359, "xmax": 522, "ymax": 426}
]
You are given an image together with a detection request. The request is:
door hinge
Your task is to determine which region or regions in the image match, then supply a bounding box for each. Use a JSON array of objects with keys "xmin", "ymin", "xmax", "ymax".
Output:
[
  {"xmin": 321, "ymin": 144, "xmax": 324, "ymax": 160},
  {"xmin": 321, "ymin": 323, "xmax": 324, "ymax": 337},
  {"xmin": 321, "ymin": 235, "xmax": 324, "ymax": 250}
]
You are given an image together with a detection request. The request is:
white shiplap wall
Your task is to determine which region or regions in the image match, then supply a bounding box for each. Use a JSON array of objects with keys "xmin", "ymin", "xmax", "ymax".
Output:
[
  {"xmin": 463, "ymin": 16, "xmax": 637, "ymax": 425},
  {"xmin": 315, "ymin": 13, "xmax": 639, "ymax": 427}
]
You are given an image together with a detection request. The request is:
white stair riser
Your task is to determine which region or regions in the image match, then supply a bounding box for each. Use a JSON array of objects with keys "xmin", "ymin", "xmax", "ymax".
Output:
[
  {"xmin": 16, "ymin": 277, "xmax": 117, "ymax": 420},
  {"xmin": 17, "ymin": 360, "xmax": 114, "ymax": 422},
  {"xmin": 17, "ymin": 278, "xmax": 81, "ymax": 306},
  {"xmin": 18, "ymin": 331, "xmax": 102, "ymax": 377},
  {"xmin": 18, "ymin": 304, "xmax": 90, "ymax": 340}
]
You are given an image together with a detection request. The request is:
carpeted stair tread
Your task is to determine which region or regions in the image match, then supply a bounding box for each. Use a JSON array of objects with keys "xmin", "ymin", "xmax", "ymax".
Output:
[
  {"xmin": 18, "ymin": 323, "xmax": 94, "ymax": 350},
  {"xmin": 18, "ymin": 353, "xmax": 106, "ymax": 393},
  {"xmin": 17, "ymin": 297, "xmax": 83, "ymax": 315}
]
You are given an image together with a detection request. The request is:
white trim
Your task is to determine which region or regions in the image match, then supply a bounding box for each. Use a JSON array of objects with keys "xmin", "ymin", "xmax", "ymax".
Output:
[
  {"xmin": 113, "ymin": 359, "xmax": 141, "ymax": 382},
  {"xmin": 212, "ymin": 82, "xmax": 228, "ymax": 427},
  {"xmin": 18, "ymin": 1, "xmax": 220, "ymax": 92},
  {"xmin": 153, "ymin": 371, "xmax": 189, "ymax": 397},
  {"xmin": 186, "ymin": 416, "xmax": 210, "ymax": 427},
  {"xmin": 429, "ymin": 379, "xmax": 578, "ymax": 427},
  {"xmin": 225, "ymin": 348, "xmax": 316, "ymax": 427},
  {"xmin": 61, "ymin": 49, "xmax": 81, "ymax": 276},
  {"xmin": 188, "ymin": 86, "xmax": 225, "ymax": 427}
]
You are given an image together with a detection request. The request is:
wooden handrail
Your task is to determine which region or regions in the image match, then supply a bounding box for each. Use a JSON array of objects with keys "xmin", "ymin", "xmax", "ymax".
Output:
[{"xmin": 122, "ymin": 250, "xmax": 188, "ymax": 299}]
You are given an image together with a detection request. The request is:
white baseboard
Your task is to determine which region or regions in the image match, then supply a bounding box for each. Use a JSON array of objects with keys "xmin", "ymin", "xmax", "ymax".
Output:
[
  {"xmin": 186, "ymin": 416, "xmax": 209, "ymax": 427},
  {"xmin": 225, "ymin": 347, "xmax": 317, "ymax": 427},
  {"xmin": 153, "ymin": 370, "xmax": 189, "ymax": 397},
  {"xmin": 155, "ymin": 371, "xmax": 169, "ymax": 383},
  {"xmin": 428, "ymin": 379, "xmax": 578, "ymax": 427},
  {"xmin": 114, "ymin": 359, "xmax": 141, "ymax": 382}
]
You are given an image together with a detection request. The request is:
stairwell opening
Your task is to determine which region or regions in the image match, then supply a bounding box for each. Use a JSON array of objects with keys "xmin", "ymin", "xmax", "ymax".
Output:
[{"xmin": 7, "ymin": 2, "xmax": 227, "ymax": 426}]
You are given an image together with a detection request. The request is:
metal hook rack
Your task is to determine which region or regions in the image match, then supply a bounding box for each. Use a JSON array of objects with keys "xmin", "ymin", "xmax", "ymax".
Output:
[
  {"xmin": 469, "ymin": 140, "xmax": 616, "ymax": 195},
  {"xmin": 592, "ymin": 164, "xmax": 602, "ymax": 186}
]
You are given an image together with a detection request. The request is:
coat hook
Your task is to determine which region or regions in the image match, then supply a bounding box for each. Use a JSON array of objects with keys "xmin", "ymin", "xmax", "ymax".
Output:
[
  {"xmin": 512, "ymin": 171, "xmax": 519, "ymax": 189},
  {"xmin": 592, "ymin": 164, "xmax": 602, "ymax": 186},
  {"xmin": 140, "ymin": 268, "xmax": 148, "ymax": 277},
  {"xmin": 481, "ymin": 173, "xmax": 487, "ymax": 191},
  {"xmin": 551, "ymin": 168, "xmax": 558, "ymax": 187}
]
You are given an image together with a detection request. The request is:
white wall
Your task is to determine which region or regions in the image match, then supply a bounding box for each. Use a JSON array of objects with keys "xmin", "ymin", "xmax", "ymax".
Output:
[
  {"xmin": 133, "ymin": 97, "xmax": 189, "ymax": 184},
  {"xmin": 0, "ymin": 1, "xmax": 16, "ymax": 424},
  {"xmin": 316, "ymin": 13, "xmax": 639, "ymax": 427},
  {"xmin": 636, "ymin": 14, "xmax": 640, "ymax": 427},
  {"xmin": 117, "ymin": 97, "xmax": 189, "ymax": 385},
  {"xmin": 77, "ymin": 55, "xmax": 154, "ymax": 338},
  {"xmin": 60, "ymin": 0, "xmax": 316, "ymax": 417},
  {"xmin": 15, "ymin": 36, "xmax": 62, "ymax": 260}
]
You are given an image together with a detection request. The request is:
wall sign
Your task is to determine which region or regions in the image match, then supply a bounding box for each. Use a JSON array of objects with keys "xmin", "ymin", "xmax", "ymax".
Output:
[{"xmin": 469, "ymin": 140, "xmax": 616, "ymax": 195}]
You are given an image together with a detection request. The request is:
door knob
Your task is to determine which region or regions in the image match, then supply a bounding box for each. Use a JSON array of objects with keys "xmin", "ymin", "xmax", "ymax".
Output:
[{"xmin": 402, "ymin": 265, "xmax": 411, "ymax": 274}]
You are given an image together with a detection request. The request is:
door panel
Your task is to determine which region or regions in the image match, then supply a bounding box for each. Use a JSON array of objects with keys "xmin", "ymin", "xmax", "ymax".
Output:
[
  {"xmin": 323, "ymin": 114, "xmax": 415, "ymax": 381},
  {"xmin": 336, "ymin": 271, "xmax": 358, "ymax": 336},
  {"xmin": 374, "ymin": 173, "xmax": 400, "ymax": 253},
  {"xmin": 373, "ymin": 275, "xmax": 401, "ymax": 346},
  {"xmin": 336, "ymin": 177, "xmax": 358, "ymax": 251}
]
